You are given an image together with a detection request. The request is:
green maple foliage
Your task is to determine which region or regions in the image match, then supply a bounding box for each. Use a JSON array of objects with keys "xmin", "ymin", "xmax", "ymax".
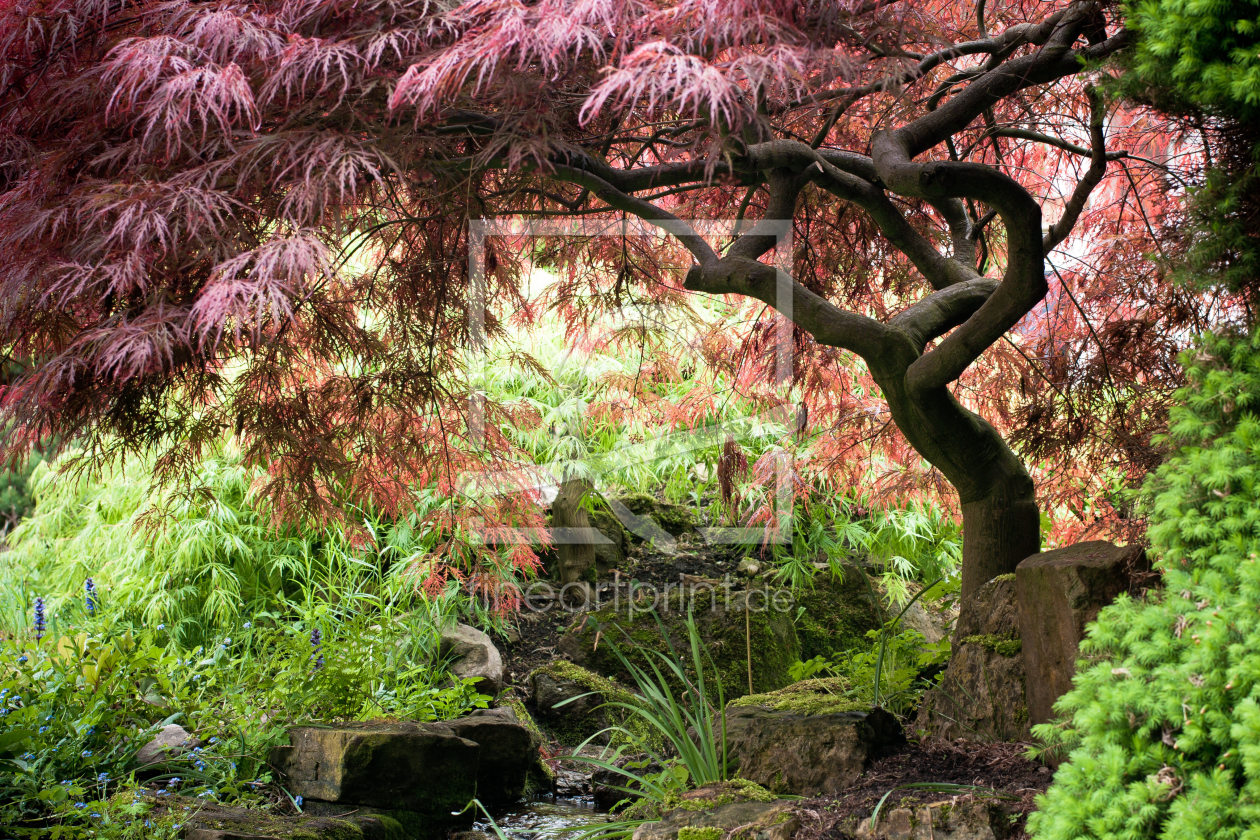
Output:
[{"xmin": 1029, "ymin": 330, "xmax": 1260, "ymax": 838}]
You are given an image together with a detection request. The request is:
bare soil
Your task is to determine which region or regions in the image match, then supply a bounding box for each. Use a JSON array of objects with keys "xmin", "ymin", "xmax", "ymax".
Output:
[
  {"xmin": 495, "ymin": 535, "xmax": 750, "ymax": 683},
  {"xmin": 793, "ymin": 739, "xmax": 1053, "ymax": 840}
]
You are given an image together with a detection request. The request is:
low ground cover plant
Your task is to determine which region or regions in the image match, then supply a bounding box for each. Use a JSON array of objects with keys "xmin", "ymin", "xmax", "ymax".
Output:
[{"xmin": 0, "ymin": 594, "xmax": 486, "ymax": 838}]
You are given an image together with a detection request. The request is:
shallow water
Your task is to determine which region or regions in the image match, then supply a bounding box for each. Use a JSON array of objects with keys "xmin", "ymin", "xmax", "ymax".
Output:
[{"xmin": 476, "ymin": 795, "xmax": 610, "ymax": 840}]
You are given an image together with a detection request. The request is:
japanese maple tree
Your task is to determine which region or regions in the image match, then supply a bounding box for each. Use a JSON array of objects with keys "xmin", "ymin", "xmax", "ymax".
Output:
[{"xmin": 0, "ymin": 0, "xmax": 1234, "ymax": 618}]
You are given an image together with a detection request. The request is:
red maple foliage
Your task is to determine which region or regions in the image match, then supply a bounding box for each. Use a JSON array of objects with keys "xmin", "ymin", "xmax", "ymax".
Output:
[{"xmin": 0, "ymin": 0, "xmax": 1240, "ymax": 611}]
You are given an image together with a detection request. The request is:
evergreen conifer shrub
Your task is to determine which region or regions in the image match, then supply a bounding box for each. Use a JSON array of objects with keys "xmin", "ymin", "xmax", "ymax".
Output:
[{"xmin": 1029, "ymin": 330, "xmax": 1260, "ymax": 838}]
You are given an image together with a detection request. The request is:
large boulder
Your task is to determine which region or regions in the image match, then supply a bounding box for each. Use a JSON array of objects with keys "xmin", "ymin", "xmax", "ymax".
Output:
[
  {"xmin": 439, "ymin": 623, "xmax": 505, "ymax": 696},
  {"xmin": 1015, "ymin": 540, "xmax": 1150, "ymax": 726},
  {"xmin": 724, "ymin": 678, "xmax": 905, "ymax": 795},
  {"xmin": 915, "ymin": 575, "xmax": 1030, "ymax": 742},
  {"xmin": 855, "ymin": 798, "xmax": 1016, "ymax": 840},
  {"xmin": 558, "ymin": 587, "xmax": 800, "ymax": 700},
  {"xmin": 631, "ymin": 782, "xmax": 798, "ymax": 840},
  {"xmin": 271, "ymin": 713, "xmax": 543, "ymax": 817},
  {"xmin": 271, "ymin": 722, "xmax": 479, "ymax": 814}
]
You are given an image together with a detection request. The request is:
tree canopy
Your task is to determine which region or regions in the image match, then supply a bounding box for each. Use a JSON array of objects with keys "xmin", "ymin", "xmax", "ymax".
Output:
[{"xmin": 0, "ymin": 0, "xmax": 1241, "ymax": 605}]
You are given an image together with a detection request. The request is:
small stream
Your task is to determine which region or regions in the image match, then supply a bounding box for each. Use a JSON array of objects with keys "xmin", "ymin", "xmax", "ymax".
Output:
[{"xmin": 476, "ymin": 795, "xmax": 611, "ymax": 840}]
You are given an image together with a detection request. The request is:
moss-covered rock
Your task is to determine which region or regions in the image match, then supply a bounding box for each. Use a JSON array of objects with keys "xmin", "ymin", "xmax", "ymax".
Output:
[
  {"xmin": 794, "ymin": 570, "xmax": 882, "ymax": 661},
  {"xmin": 730, "ymin": 677, "xmax": 866, "ymax": 716},
  {"xmin": 961, "ymin": 633, "xmax": 1022, "ymax": 657},
  {"xmin": 630, "ymin": 782, "xmax": 798, "ymax": 840},
  {"xmin": 557, "ymin": 587, "xmax": 800, "ymax": 700},
  {"xmin": 723, "ymin": 697, "xmax": 904, "ymax": 796},
  {"xmin": 501, "ymin": 694, "xmax": 557, "ymax": 792},
  {"xmin": 617, "ymin": 492, "xmax": 698, "ymax": 537},
  {"xmin": 625, "ymin": 780, "xmax": 777, "ymax": 822},
  {"xmin": 915, "ymin": 575, "xmax": 1030, "ymax": 742},
  {"xmin": 529, "ymin": 660, "xmax": 648, "ymax": 747}
]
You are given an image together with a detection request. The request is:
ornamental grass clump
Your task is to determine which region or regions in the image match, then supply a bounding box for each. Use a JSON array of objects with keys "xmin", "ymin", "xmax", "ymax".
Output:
[{"xmin": 1028, "ymin": 330, "xmax": 1260, "ymax": 839}]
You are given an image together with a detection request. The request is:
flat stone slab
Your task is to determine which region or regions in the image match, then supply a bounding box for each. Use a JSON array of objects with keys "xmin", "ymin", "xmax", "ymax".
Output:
[{"xmin": 270, "ymin": 711, "xmax": 545, "ymax": 815}]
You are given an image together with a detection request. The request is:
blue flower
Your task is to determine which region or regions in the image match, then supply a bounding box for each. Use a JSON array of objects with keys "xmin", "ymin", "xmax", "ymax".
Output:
[
  {"xmin": 294, "ymin": 795, "xmax": 304, "ymax": 808},
  {"xmin": 21, "ymin": 753, "xmax": 33, "ymax": 760},
  {"xmin": 39, "ymin": 726, "xmax": 48, "ymax": 733},
  {"xmin": 310, "ymin": 627, "xmax": 324, "ymax": 671},
  {"xmin": 85, "ymin": 578, "xmax": 97, "ymax": 615},
  {"xmin": 81, "ymin": 749, "xmax": 92, "ymax": 757},
  {"xmin": 74, "ymin": 802, "xmax": 86, "ymax": 809},
  {"xmin": 17, "ymin": 655, "xmax": 27, "ymax": 663},
  {"xmin": 168, "ymin": 777, "xmax": 181, "ymax": 789},
  {"xmin": 97, "ymin": 772, "xmax": 109, "ymax": 783},
  {"xmin": 156, "ymin": 624, "xmax": 165, "ymax": 631},
  {"xmin": 33, "ymin": 597, "xmax": 45, "ymax": 642},
  {"xmin": 242, "ymin": 622, "xmax": 251, "ymax": 629},
  {"xmin": 90, "ymin": 813, "xmax": 101, "ymax": 819}
]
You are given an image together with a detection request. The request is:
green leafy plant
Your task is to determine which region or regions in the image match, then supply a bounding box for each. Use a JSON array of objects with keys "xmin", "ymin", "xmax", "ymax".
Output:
[
  {"xmin": 562, "ymin": 613, "xmax": 729, "ymax": 815},
  {"xmin": 0, "ymin": 595, "xmax": 484, "ymax": 838},
  {"xmin": 1028, "ymin": 330, "xmax": 1260, "ymax": 839}
]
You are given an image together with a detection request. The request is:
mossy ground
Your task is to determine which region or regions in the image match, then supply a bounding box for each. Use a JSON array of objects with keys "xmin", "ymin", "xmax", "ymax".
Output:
[
  {"xmin": 624, "ymin": 779, "xmax": 776, "ymax": 821},
  {"xmin": 677, "ymin": 828, "xmax": 723, "ymax": 840},
  {"xmin": 729, "ymin": 676, "xmax": 868, "ymax": 715}
]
